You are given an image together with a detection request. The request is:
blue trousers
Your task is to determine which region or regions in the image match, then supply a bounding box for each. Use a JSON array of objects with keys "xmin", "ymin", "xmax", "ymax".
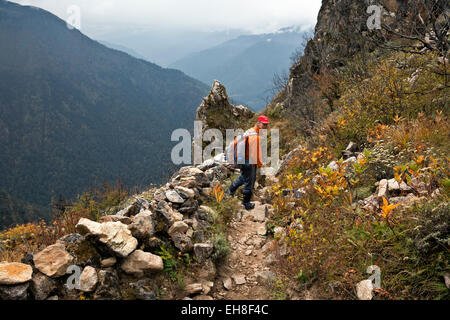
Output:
[{"xmin": 229, "ymin": 164, "xmax": 257, "ymax": 202}]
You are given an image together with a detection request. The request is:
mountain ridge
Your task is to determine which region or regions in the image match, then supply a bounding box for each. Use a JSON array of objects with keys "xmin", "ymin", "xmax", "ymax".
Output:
[{"xmin": 0, "ymin": 0, "xmax": 210, "ymax": 228}]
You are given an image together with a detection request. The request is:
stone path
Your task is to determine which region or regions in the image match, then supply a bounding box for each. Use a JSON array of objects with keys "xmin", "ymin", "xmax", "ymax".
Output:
[{"xmin": 211, "ymin": 200, "xmax": 275, "ymax": 300}]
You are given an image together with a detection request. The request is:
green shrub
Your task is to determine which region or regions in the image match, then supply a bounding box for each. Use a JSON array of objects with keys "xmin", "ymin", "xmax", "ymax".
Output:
[{"xmin": 210, "ymin": 232, "xmax": 231, "ymax": 263}]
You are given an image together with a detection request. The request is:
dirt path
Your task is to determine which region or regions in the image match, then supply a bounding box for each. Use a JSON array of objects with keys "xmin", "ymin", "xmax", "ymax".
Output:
[{"xmin": 211, "ymin": 199, "xmax": 276, "ymax": 300}]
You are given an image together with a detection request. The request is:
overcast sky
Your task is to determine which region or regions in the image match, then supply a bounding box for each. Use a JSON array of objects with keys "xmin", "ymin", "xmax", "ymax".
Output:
[{"xmin": 9, "ymin": 0, "xmax": 322, "ymax": 36}]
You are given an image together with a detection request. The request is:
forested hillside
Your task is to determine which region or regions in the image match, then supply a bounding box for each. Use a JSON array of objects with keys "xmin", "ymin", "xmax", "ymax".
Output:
[{"xmin": 0, "ymin": 1, "xmax": 209, "ymax": 229}]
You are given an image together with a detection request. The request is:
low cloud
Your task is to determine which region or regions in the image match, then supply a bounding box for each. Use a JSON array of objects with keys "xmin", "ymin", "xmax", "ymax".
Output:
[{"xmin": 9, "ymin": 0, "xmax": 321, "ymax": 35}]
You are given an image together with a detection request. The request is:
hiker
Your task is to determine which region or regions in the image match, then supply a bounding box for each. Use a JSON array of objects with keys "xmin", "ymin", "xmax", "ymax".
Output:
[{"xmin": 226, "ymin": 115, "xmax": 270, "ymax": 210}]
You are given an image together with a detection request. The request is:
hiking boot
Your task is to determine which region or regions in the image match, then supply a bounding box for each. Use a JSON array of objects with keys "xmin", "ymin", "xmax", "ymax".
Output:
[
  {"xmin": 242, "ymin": 202, "xmax": 255, "ymax": 210},
  {"xmin": 225, "ymin": 189, "xmax": 235, "ymax": 198}
]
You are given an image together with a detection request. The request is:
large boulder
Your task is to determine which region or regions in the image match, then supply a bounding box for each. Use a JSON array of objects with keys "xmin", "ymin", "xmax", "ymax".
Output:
[
  {"xmin": 0, "ymin": 262, "xmax": 33, "ymax": 285},
  {"xmin": 76, "ymin": 218, "xmax": 138, "ymax": 258},
  {"xmin": 33, "ymin": 244, "xmax": 74, "ymax": 278},
  {"xmin": 128, "ymin": 210, "xmax": 155, "ymax": 241},
  {"xmin": 121, "ymin": 250, "xmax": 164, "ymax": 277}
]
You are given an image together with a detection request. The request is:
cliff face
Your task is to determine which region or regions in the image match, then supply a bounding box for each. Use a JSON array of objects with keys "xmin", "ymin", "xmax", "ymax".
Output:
[{"xmin": 274, "ymin": 0, "xmax": 447, "ymax": 116}]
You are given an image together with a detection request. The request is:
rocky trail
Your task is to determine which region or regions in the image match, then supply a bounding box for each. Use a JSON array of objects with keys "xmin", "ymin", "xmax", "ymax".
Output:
[{"xmin": 211, "ymin": 200, "xmax": 274, "ymax": 300}]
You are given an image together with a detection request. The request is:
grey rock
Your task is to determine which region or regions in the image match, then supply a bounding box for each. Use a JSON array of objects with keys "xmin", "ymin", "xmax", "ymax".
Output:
[
  {"xmin": 193, "ymin": 243, "xmax": 214, "ymax": 263},
  {"xmin": 193, "ymin": 230, "xmax": 206, "ymax": 243},
  {"xmin": 197, "ymin": 158, "xmax": 216, "ymax": 171},
  {"xmin": 175, "ymin": 186, "xmax": 196, "ymax": 199},
  {"xmin": 121, "ymin": 250, "xmax": 164, "ymax": 276},
  {"xmin": 76, "ymin": 218, "xmax": 138, "ymax": 258},
  {"xmin": 168, "ymin": 221, "xmax": 189, "ymax": 236},
  {"xmin": 30, "ymin": 272, "xmax": 57, "ymax": 300},
  {"xmin": 152, "ymin": 201, "xmax": 175, "ymax": 232},
  {"xmin": 223, "ymin": 278, "xmax": 233, "ymax": 290},
  {"xmin": 178, "ymin": 198, "xmax": 199, "ymax": 215},
  {"xmin": 171, "ymin": 233, "xmax": 193, "ymax": 253},
  {"xmin": 116, "ymin": 203, "xmax": 141, "ymax": 217},
  {"xmin": 343, "ymin": 156, "xmax": 357, "ymax": 166},
  {"xmin": 128, "ymin": 210, "xmax": 155, "ymax": 240},
  {"xmin": 144, "ymin": 237, "xmax": 164, "ymax": 251},
  {"xmin": 387, "ymin": 178, "xmax": 412, "ymax": 193},
  {"xmin": 165, "ymin": 190, "xmax": 185, "ymax": 204},
  {"xmin": 131, "ymin": 280, "xmax": 157, "ymax": 300},
  {"xmin": 173, "ymin": 167, "xmax": 211, "ymax": 187},
  {"xmin": 205, "ymin": 165, "xmax": 229, "ymax": 182},
  {"xmin": 135, "ymin": 197, "xmax": 150, "ymax": 210},
  {"xmin": 0, "ymin": 282, "xmax": 29, "ymax": 300},
  {"xmin": 328, "ymin": 161, "xmax": 339, "ymax": 171},
  {"xmin": 94, "ymin": 270, "xmax": 121, "ymax": 300}
]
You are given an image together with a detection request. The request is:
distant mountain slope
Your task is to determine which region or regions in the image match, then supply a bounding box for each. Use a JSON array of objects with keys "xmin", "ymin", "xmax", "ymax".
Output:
[
  {"xmin": 98, "ymin": 28, "xmax": 247, "ymax": 67},
  {"xmin": 170, "ymin": 29, "xmax": 311, "ymax": 111},
  {"xmin": 0, "ymin": 1, "xmax": 210, "ymax": 228},
  {"xmin": 99, "ymin": 40, "xmax": 148, "ymax": 61}
]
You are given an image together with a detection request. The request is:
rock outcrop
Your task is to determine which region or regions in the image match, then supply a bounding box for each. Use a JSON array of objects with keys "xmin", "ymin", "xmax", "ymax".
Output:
[
  {"xmin": 76, "ymin": 219, "xmax": 138, "ymax": 258},
  {"xmin": 196, "ymin": 80, "xmax": 255, "ymax": 137}
]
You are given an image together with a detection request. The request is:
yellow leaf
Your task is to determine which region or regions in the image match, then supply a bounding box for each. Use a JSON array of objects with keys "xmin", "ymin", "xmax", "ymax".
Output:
[{"xmin": 380, "ymin": 197, "xmax": 402, "ymax": 219}]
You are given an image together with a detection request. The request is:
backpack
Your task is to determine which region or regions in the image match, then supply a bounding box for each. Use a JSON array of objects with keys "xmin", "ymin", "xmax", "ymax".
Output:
[{"xmin": 225, "ymin": 131, "xmax": 258, "ymax": 167}]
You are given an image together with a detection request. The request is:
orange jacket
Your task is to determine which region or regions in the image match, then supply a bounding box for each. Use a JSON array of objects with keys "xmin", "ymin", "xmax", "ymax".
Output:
[{"xmin": 233, "ymin": 125, "xmax": 263, "ymax": 167}]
